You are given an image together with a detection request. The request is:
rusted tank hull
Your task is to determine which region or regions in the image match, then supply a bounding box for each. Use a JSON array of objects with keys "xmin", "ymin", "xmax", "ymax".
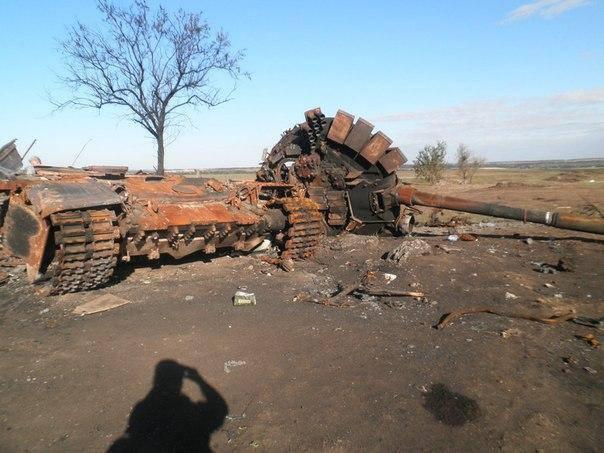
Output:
[
  {"xmin": 1, "ymin": 170, "xmax": 324, "ymax": 294},
  {"xmin": 2, "ymin": 203, "xmax": 50, "ymax": 281},
  {"xmin": 2, "ymin": 107, "xmax": 602, "ymax": 296}
]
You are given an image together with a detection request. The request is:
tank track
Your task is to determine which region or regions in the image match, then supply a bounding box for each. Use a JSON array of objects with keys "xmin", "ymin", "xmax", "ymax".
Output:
[
  {"xmin": 49, "ymin": 209, "xmax": 120, "ymax": 295},
  {"xmin": 280, "ymin": 197, "xmax": 325, "ymax": 260},
  {"xmin": 258, "ymin": 108, "xmax": 406, "ymax": 232}
]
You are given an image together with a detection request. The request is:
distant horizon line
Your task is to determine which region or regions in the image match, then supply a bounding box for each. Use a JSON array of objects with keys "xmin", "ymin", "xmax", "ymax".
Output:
[{"xmin": 161, "ymin": 157, "xmax": 604, "ymax": 172}]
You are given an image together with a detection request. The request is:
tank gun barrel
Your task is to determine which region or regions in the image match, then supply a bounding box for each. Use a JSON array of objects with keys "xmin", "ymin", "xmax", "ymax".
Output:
[{"xmin": 394, "ymin": 185, "xmax": 604, "ymax": 235}]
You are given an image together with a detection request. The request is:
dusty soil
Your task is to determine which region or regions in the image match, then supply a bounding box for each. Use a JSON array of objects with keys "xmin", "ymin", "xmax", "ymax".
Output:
[{"xmin": 0, "ymin": 173, "xmax": 603, "ymax": 452}]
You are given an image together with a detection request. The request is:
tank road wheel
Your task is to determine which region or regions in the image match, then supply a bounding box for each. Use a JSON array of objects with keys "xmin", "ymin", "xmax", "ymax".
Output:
[
  {"xmin": 48, "ymin": 209, "xmax": 120, "ymax": 295},
  {"xmin": 278, "ymin": 197, "xmax": 325, "ymax": 260},
  {"xmin": 258, "ymin": 108, "xmax": 407, "ymax": 233}
]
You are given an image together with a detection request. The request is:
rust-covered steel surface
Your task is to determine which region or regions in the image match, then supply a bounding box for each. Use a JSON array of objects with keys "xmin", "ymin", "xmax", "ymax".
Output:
[
  {"xmin": 259, "ymin": 107, "xmax": 603, "ymax": 237},
  {"xmin": 1, "ymin": 107, "xmax": 602, "ymax": 295},
  {"xmin": 27, "ymin": 181, "xmax": 123, "ymax": 217},
  {"xmin": 135, "ymin": 203, "xmax": 259, "ymax": 230},
  {"xmin": 394, "ymin": 186, "xmax": 604, "ymax": 235},
  {"xmin": 0, "ymin": 167, "xmax": 324, "ymax": 293},
  {"xmin": 0, "ymin": 139, "xmax": 23, "ymax": 177},
  {"xmin": 2, "ymin": 203, "xmax": 50, "ymax": 281}
]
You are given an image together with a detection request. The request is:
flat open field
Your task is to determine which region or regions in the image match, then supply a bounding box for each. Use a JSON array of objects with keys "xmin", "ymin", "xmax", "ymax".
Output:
[{"xmin": 0, "ymin": 168, "xmax": 602, "ymax": 451}]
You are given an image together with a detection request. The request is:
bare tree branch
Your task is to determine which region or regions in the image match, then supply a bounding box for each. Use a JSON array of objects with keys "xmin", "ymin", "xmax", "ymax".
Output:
[{"xmin": 54, "ymin": 0, "xmax": 246, "ymax": 174}]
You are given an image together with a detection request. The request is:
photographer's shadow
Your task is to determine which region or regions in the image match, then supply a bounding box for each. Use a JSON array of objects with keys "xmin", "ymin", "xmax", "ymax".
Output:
[{"xmin": 109, "ymin": 360, "xmax": 228, "ymax": 453}]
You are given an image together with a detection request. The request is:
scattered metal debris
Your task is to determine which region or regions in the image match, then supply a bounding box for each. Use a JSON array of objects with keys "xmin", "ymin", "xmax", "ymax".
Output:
[
  {"xmin": 0, "ymin": 139, "xmax": 23, "ymax": 178},
  {"xmin": 500, "ymin": 328, "xmax": 521, "ymax": 338},
  {"xmin": 571, "ymin": 316, "xmax": 604, "ymax": 330},
  {"xmin": 259, "ymin": 255, "xmax": 294, "ymax": 272},
  {"xmin": 383, "ymin": 273, "xmax": 397, "ymax": 284},
  {"xmin": 2, "ymin": 107, "xmax": 602, "ymax": 296},
  {"xmin": 233, "ymin": 291, "xmax": 256, "ymax": 306},
  {"xmin": 386, "ymin": 239, "xmax": 431, "ymax": 264},
  {"xmin": 434, "ymin": 244, "xmax": 461, "ymax": 254},
  {"xmin": 533, "ymin": 257, "xmax": 575, "ymax": 274},
  {"xmin": 73, "ymin": 294, "xmax": 131, "ymax": 315},
  {"xmin": 532, "ymin": 262, "xmax": 558, "ymax": 274},
  {"xmin": 556, "ymin": 256, "xmax": 575, "ymax": 272},
  {"xmin": 435, "ymin": 307, "xmax": 576, "ymax": 330},
  {"xmin": 426, "ymin": 210, "xmax": 471, "ymax": 227},
  {"xmin": 318, "ymin": 271, "xmax": 425, "ymax": 307},
  {"xmin": 360, "ymin": 288, "xmax": 424, "ymax": 298},
  {"xmin": 224, "ymin": 360, "xmax": 247, "ymax": 373},
  {"xmin": 576, "ymin": 333, "xmax": 599, "ymax": 348}
]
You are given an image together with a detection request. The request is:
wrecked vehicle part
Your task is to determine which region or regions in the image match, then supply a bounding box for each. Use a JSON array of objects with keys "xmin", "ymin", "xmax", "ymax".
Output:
[
  {"xmin": 2, "ymin": 107, "xmax": 603, "ymax": 295},
  {"xmin": 0, "ymin": 170, "xmax": 324, "ymax": 294},
  {"xmin": 259, "ymin": 108, "xmax": 604, "ymax": 236},
  {"xmin": 435, "ymin": 307, "xmax": 576, "ymax": 330},
  {"xmin": 258, "ymin": 108, "xmax": 405, "ymax": 234},
  {"xmin": 0, "ymin": 140, "xmax": 23, "ymax": 178},
  {"xmin": 393, "ymin": 187, "xmax": 604, "ymax": 235}
]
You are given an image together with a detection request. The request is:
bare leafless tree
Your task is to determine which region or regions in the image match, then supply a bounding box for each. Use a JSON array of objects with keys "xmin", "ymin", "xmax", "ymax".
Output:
[
  {"xmin": 456, "ymin": 143, "xmax": 484, "ymax": 184},
  {"xmin": 54, "ymin": 0, "xmax": 246, "ymax": 174}
]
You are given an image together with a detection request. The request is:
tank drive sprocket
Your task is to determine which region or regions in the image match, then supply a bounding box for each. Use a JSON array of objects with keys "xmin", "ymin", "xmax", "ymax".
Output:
[{"xmin": 257, "ymin": 108, "xmax": 406, "ymax": 233}]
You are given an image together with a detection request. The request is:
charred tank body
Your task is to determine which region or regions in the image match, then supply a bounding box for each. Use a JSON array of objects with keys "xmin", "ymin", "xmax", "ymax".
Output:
[
  {"xmin": 257, "ymin": 108, "xmax": 406, "ymax": 234},
  {"xmin": 258, "ymin": 108, "xmax": 604, "ymax": 236},
  {"xmin": 0, "ymin": 167, "xmax": 323, "ymax": 294},
  {"xmin": 1, "ymin": 107, "xmax": 603, "ymax": 295}
]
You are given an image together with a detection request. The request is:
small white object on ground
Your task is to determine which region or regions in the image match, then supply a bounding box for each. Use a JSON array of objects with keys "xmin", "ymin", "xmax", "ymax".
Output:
[
  {"xmin": 251, "ymin": 239, "xmax": 273, "ymax": 253},
  {"xmin": 383, "ymin": 273, "xmax": 397, "ymax": 284},
  {"xmin": 184, "ymin": 295, "xmax": 194, "ymax": 301},
  {"xmin": 73, "ymin": 294, "xmax": 131, "ymax": 315},
  {"xmin": 500, "ymin": 328, "xmax": 521, "ymax": 338},
  {"xmin": 505, "ymin": 292, "xmax": 519, "ymax": 300},
  {"xmin": 447, "ymin": 235, "xmax": 459, "ymax": 242},
  {"xmin": 233, "ymin": 291, "xmax": 256, "ymax": 306},
  {"xmin": 224, "ymin": 360, "xmax": 247, "ymax": 373}
]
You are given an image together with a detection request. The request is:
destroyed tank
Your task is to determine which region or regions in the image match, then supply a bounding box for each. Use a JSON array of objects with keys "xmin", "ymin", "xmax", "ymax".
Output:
[
  {"xmin": 1, "ymin": 107, "xmax": 602, "ymax": 295},
  {"xmin": 258, "ymin": 108, "xmax": 604, "ymax": 236},
  {"xmin": 0, "ymin": 165, "xmax": 324, "ymax": 294}
]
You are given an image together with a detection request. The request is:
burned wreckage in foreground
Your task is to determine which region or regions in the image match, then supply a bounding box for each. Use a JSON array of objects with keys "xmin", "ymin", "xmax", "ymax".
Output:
[{"xmin": 1, "ymin": 109, "xmax": 603, "ymax": 295}]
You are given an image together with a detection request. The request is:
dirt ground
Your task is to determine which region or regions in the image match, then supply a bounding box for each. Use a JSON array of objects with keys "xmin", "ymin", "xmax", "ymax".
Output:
[{"xmin": 0, "ymin": 172, "xmax": 603, "ymax": 452}]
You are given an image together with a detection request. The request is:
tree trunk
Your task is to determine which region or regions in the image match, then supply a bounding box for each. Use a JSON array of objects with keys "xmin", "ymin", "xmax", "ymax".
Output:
[{"xmin": 156, "ymin": 133, "xmax": 165, "ymax": 175}]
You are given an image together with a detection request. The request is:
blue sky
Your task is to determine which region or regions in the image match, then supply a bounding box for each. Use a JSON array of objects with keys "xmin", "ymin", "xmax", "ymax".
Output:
[{"xmin": 0, "ymin": 0, "xmax": 602, "ymax": 169}]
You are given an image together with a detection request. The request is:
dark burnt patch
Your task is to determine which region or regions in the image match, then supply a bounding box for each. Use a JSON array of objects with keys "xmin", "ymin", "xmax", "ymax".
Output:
[{"xmin": 423, "ymin": 383, "xmax": 482, "ymax": 427}]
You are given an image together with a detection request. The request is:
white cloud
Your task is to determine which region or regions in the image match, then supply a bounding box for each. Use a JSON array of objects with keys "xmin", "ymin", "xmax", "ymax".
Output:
[
  {"xmin": 503, "ymin": 0, "xmax": 590, "ymax": 22},
  {"xmin": 372, "ymin": 88, "xmax": 604, "ymax": 162}
]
